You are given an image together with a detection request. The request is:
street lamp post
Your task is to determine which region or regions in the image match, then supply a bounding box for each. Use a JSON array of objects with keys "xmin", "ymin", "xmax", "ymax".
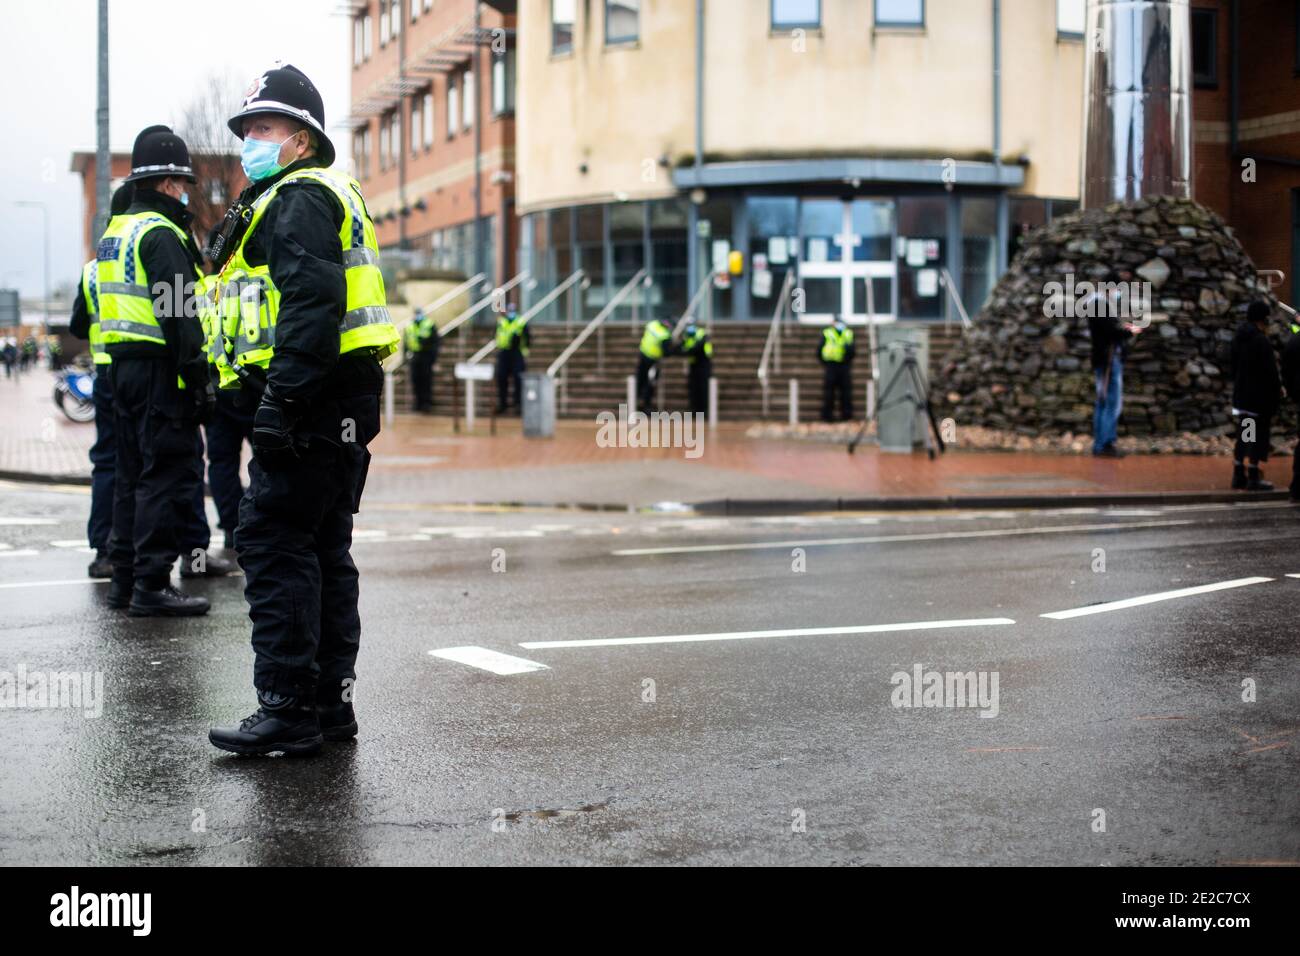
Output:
[{"xmin": 14, "ymin": 201, "xmax": 50, "ymax": 334}]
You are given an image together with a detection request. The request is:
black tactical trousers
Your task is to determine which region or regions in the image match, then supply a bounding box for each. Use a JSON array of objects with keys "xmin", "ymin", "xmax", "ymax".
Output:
[
  {"xmin": 107, "ymin": 357, "xmax": 201, "ymax": 587},
  {"xmin": 235, "ymin": 392, "xmax": 379, "ymax": 705},
  {"xmin": 822, "ymin": 363, "xmax": 854, "ymax": 422},
  {"xmin": 687, "ymin": 361, "xmax": 711, "ymax": 416}
]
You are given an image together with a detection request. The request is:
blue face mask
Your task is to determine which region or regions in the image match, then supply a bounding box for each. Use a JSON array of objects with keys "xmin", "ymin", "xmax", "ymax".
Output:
[
  {"xmin": 179, "ymin": 191, "xmax": 189, "ymax": 207},
  {"xmin": 241, "ymin": 134, "xmax": 293, "ymax": 182}
]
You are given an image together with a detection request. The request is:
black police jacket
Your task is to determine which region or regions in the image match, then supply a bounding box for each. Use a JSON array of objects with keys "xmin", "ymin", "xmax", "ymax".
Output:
[
  {"xmin": 235, "ymin": 159, "xmax": 383, "ymax": 407},
  {"xmin": 101, "ymin": 189, "xmax": 208, "ymax": 391},
  {"xmin": 1230, "ymin": 320, "xmax": 1280, "ymax": 417},
  {"xmin": 1088, "ymin": 314, "xmax": 1132, "ymax": 372}
]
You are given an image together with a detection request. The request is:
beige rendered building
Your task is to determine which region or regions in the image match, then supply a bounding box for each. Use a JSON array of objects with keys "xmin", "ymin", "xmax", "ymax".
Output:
[{"xmin": 506, "ymin": 0, "xmax": 1088, "ymax": 326}]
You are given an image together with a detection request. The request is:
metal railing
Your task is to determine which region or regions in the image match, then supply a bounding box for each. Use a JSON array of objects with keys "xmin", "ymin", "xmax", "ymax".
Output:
[
  {"xmin": 437, "ymin": 270, "xmax": 531, "ymax": 341},
  {"xmin": 464, "ymin": 269, "xmax": 587, "ymax": 367},
  {"xmin": 939, "ymin": 268, "xmax": 973, "ymax": 332},
  {"xmin": 419, "ymin": 273, "xmax": 487, "ymax": 319},
  {"xmin": 548, "ymin": 269, "xmax": 648, "ymax": 378},
  {"xmin": 756, "ymin": 269, "xmax": 797, "ymax": 420},
  {"xmin": 672, "ymin": 272, "xmax": 716, "ymax": 341}
]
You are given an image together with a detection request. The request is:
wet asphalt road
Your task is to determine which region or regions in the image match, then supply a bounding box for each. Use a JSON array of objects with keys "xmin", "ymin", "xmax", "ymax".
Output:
[{"xmin": 0, "ymin": 479, "xmax": 1297, "ymax": 866}]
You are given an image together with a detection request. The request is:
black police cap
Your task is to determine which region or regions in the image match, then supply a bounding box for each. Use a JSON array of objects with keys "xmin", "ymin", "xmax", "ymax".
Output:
[
  {"xmin": 124, "ymin": 125, "xmax": 196, "ymax": 183},
  {"xmin": 227, "ymin": 64, "xmax": 336, "ymax": 167}
]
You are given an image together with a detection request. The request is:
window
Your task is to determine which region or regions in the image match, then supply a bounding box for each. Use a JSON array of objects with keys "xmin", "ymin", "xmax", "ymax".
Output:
[
  {"xmin": 553, "ymin": 0, "xmax": 575, "ymax": 54},
  {"xmin": 353, "ymin": 18, "xmax": 363, "ymax": 66},
  {"xmin": 1191, "ymin": 8, "xmax": 1218, "ymax": 88},
  {"xmin": 379, "ymin": 114, "xmax": 391, "ymax": 170},
  {"xmin": 424, "ymin": 0, "xmax": 432, "ymax": 10},
  {"xmin": 352, "ymin": 128, "xmax": 372, "ymax": 180},
  {"xmin": 363, "ymin": 15, "xmax": 373, "ymax": 59},
  {"xmin": 447, "ymin": 77, "xmax": 459, "ymax": 136},
  {"xmin": 410, "ymin": 98, "xmax": 421, "ymax": 157},
  {"xmin": 390, "ymin": 0, "xmax": 401, "ymax": 38},
  {"xmin": 493, "ymin": 48, "xmax": 516, "ymax": 115},
  {"xmin": 771, "ymin": 0, "xmax": 819, "ymax": 30},
  {"xmin": 392, "ymin": 110, "xmax": 402, "ymax": 162},
  {"xmin": 422, "ymin": 90, "xmax": 434, "ymax": 148},
  {"xmin": 606, "ymin": 1, "xmax": 639, "ymax": 44},
  {"xmin": 462, "ymin": 69, "xmax": 474, "ymax": 130},
  {"xmin": 380, "ymin": 0, "xmax": 390, "ymax": 46},
  {"xmin": 411, "ymin": 0, "xmax": 418, "ymax": 22},
  {"xmin": 875, "ymin": 0, "xmax": 924, "ymax": 28},
  {"xmin": 1056, "ymin": 0, "xmax": 1085, "ymax": 37}
]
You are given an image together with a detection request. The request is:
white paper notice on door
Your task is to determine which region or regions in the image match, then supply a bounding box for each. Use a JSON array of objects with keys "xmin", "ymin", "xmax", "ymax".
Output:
[
  {"xmin": 916, "ymin": 268, "xmax": 939, "ymax": 297},
  {"xmin": 807, "ymin": 238, "xmax": 829, "ymax": 263},
  {"xmin": 768, "ymin": 236, "xmax": 789, "ymax": 264},
  {"xmin": 906, "ymin": 239, "xmax": 927, "ymax": 268},
  {"xmin": 752, "ymin": 269, "xmax": 773, "ymax": 298}
]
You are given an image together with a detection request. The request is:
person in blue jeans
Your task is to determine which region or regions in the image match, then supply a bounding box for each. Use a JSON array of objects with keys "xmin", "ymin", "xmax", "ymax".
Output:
[{"xmin": 1088, "ymin": 310, "xmax": 1142, "ymax": 458}]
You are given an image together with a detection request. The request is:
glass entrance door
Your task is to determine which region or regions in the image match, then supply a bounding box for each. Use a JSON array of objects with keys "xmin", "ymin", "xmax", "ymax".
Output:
[{"xmin": 797, "ymin": 199, "xmax": 896, "ymax": 324}]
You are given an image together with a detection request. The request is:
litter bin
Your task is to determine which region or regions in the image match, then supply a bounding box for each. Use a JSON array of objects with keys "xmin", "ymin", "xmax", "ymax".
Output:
[
  {"xmin": 875, "ymin": 325, "xmax": 930, "ymax": 453},
  {"xmin": 522, "ymin": 371, "xmax": 555, "ymax": 438}
]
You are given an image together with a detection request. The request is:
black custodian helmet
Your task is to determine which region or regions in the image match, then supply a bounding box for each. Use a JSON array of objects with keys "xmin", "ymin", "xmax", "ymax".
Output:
[
  {"xmin": 227, "ymin": 63, "xmax": 336, "ymax": 167},
  {"xmin": 123, "ymin": 125, "xmax": 196, "ymax": 183}
]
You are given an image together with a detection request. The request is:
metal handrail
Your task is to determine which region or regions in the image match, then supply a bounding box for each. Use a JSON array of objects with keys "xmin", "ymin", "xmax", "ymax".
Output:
[
  {"xmin": 672, "ymin": 272, "xmax": 715, "ymax": 341},
  {"xmin": 939, "ymin": 268, "xmax": 973, "ymax": 331},
  {"xmin": 437, "ymin": 270, "xmax": 531, "ymax": 339},
  {"xmin": 548, "ymin": 269, "xmax": 648, "ymax": 378},
  {"xmin": 463, "ymin": 269, "xmax": 587, "ymax": 368},
  {"xmin": 756, "ymin": 269, "xmax": 796, "ymax": 383},
  {"xmin": 420, "ymin": 273, "xmax": 486, "ymax": 317}
]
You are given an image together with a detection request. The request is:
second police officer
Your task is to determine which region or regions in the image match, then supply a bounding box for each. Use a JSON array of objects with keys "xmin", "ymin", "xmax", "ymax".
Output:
[
  {"xmin": 494, "ymin": 303, "xmax": 529, "ymax": 415},
  {"xmin": 206, "ymin": 65, "xmax": 399, "ymax": 756}
]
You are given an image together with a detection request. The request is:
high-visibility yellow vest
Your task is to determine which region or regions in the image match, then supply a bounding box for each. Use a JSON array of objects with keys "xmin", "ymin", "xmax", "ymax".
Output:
[
  {"xmin": 639, "ymin": 320, "xmax": 672, "ymax": 361},
  {"xmin": 196, "ymin": 274, "xmax": 221, "ymax": 366},
  {"xmin": 683, "ymin": 327, "xmax": 712, "ymax": 363},
  {"xmin": 95, "ymin": 211, "xmax": 193, "ymax": 349},
  {"xmin": 821, "ymin": 325, "xmax": 854, "ymax": 363},
  {"xmin": 495, "ymin": 314, "xmax": 528, "ymax": 355},
  {"xmin": 214, "ymin": 166, "xmax": 398, "ymax": 390},
  {"xmin": 405, "ymin": 313, "xmax": 435, "ymax": 353},
  {"xmin": 81, "ymin": 259, "xmax": 111, "ymax": 366}
]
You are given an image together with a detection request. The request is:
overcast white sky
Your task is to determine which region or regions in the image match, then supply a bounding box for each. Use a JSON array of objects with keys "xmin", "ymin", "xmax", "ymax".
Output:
[{"xmin": 0, "ymin": 0, "xmax": 350, "ymax": 300}]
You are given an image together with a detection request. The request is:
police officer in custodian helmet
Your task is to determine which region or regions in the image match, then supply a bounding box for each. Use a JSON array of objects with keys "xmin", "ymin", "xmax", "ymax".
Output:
[{"xmin": 206, "ymin": 65, "xmax": 398, "ymax": 755}]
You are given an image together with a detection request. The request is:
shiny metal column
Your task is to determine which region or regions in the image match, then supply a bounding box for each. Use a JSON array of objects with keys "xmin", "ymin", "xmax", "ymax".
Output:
[{"xmin": 1081, "ymin": 0, "xmax": 1193, "ymax": 208}]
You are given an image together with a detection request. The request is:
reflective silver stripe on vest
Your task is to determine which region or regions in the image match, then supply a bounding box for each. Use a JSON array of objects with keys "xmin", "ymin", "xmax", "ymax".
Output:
[
  {"xmin": 98, "ymin": 281, "xmax": 153, "ymax": 299},
  {"xmin": 100, "ymin": 319, "xmax": 165, "ymax": 339},
  {"xmin": 233, "ymin": 327, "xmax": 275, "ymax": 356},
  {"xmin": 340, "ymin": 305, "xmax": 391, "ymax": 333},
  {"xmin": 342, "ymin": 247, "xmax": 378, "ymax": 269}
]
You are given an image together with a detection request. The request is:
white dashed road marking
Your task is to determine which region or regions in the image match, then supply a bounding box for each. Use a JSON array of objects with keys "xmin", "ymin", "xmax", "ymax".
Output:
[
  {"xmin": 519, "ymin": 617, "xmax": 1016, "ymax": 650},
  {"xmin": 609, "ymin": 520, "xmax": 1196, "ymax": 556},
  {"xmin": 428, "ymin": 646, "xmax": 550, "ymax": 675},
  {"xmin": 1040, "ymin": 577, "xmax": 1275, "ymax": 620}
]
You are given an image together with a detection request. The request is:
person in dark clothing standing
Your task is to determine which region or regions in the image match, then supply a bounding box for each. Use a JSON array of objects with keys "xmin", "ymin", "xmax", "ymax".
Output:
[
  {"xmin": 404, "ymin": 307, "xmax": 440, "ymax": 413},
  {"xmin": 1231, "ymin": 300, "xmax": 1282, "ymax": 491},
  {"xmin": 1280, "ymin": 316, "xmax": 1300, "ymax": 503},
  {"xmin": 95, "ymin": 126, "xmax": 214, "ymax": 616},
  {"xmin": 682, "ymin": 321, "xmax": 712, "ymax": 416},
  {"xmin": 818, "ymin": 316, "xmax": 855, "ymax": 422},
  {"xmin": 494, "ymin": 305, "xmax": 529, "ymax": 415},
  {"xmin": 207, "ymin": 65, "xmax": 399, "ymax": 756},
  {"xmin": 1088, "ymin": 309, "xmax": 1140, "ymax": 458}
]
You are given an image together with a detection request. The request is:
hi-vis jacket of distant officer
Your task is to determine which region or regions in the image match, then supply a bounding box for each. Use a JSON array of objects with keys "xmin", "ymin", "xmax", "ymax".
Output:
[{"xmin": 206, "ymin": 64, "xmax": 399, "ymax": 758}]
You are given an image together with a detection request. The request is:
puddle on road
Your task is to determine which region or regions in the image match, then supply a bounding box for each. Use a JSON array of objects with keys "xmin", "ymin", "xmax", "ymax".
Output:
[{"xmin": 503, "ymin": 801, "xmax": 609, "ymax": 823}]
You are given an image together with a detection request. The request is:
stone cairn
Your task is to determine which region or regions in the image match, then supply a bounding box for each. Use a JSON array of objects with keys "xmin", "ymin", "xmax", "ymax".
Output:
[{"xmin": 933, "ymin": 196, "xmax": 1289, "ymax": 448}]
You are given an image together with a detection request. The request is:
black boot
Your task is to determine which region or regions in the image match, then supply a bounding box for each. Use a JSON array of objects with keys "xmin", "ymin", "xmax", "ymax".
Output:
[
  {"xmin": 179, "ymin": 551, "xmax": 237, "ymax": 578},
  {"xmin": 87, "ymin": 551, "xmax": 113, "ymax": 579},
  {"xmin": 317, "ymin": 701, "xmax": 358, "ymax": 741},
  {"xmin": 1246, "ymin": 467, "xmax": 1274, "ymax": 492},
  {"xmin": 107, "ymin": 575, "xmax": 133, "ymax": 610},
  {"xmin": 128, "ymin": 582, "xmax": 210, "ymax": 617},
  {"xmin": 1232, "ymin": 464, "xmax": 1248, "ymax": 490},
  {"xmin": 209, "ymin": 691, "xmax": 323, "ymax": 756}
]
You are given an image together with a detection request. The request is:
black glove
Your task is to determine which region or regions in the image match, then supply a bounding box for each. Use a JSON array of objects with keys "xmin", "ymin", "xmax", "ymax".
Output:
[
  {"xmin": 250, "ymin": 385, "xmax": 302, "ymax": 468},
  {"xmin": 194, "ymin": 381, "xmax": 216, "ymax": 426}
]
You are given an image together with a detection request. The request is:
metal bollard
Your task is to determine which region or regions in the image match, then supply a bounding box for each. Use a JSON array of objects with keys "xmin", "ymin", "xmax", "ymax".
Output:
[
  {"xmin": 626, "ymin": 375, "xmax": 636, "ymax": 415},
  {"xmin": 465, "ymin": 379, "xmax": 475, "ymax": 432},
  {"xmin": 708, "ymin": 376, "xmax": 718, "ymax": 429},
  {"xmin": 384, "ymin": 371, "xmax": 394, "ymax": 428},
  {"xmin": 788, "ymin": 378, "xmax": 799, "ymax": 426}
]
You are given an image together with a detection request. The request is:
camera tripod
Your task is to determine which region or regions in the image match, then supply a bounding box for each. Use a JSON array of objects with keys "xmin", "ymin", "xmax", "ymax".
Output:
[{"xmin": 847, "ymin": 341, "xmax": 946, "ymax": 459}]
